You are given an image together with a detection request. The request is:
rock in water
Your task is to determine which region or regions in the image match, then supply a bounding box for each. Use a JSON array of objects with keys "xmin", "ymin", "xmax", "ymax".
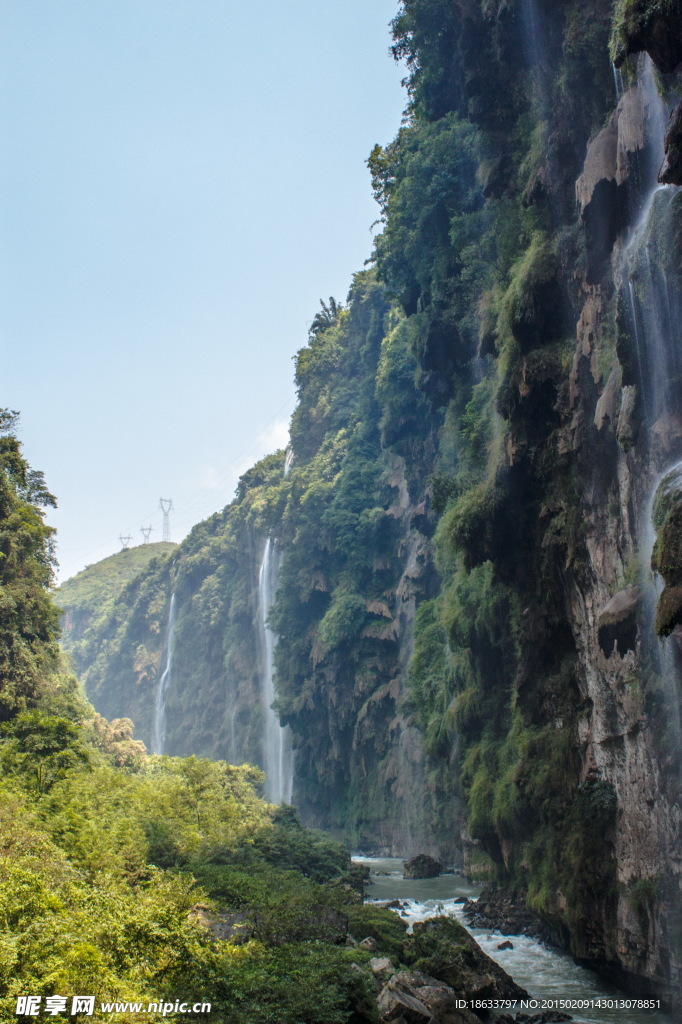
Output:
[
  {"xmin": 403, "ymin": 854, "xmax": 443, "ymax": 879},
  {"xmin": 406, "ymin": 917, "xmax": 528, "ymax": 1001}
]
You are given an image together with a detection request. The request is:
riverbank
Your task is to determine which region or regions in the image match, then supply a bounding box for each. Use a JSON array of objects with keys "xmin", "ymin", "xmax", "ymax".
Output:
[{"xmin": 355, "ymin": 857, "xmax": 674, "ymax": 1024}]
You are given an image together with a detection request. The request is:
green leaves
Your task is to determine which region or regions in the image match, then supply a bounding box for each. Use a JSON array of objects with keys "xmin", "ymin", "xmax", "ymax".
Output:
[{"xmin": 0, "ymin": 412, "xmax": 60, "ymax": 721}]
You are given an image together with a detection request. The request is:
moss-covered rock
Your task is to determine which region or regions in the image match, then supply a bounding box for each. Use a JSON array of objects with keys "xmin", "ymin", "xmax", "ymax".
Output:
[
  {"xmin": 611, "ymin": 0, "xmax": 682, "ymax": 72},
  {"xmin": 404, "ymin": 916, "xmax": 527, "ymax": 1000},
  {"xmin": 652, "ymin": 467, "xmax": 682, "ymax": 599}
]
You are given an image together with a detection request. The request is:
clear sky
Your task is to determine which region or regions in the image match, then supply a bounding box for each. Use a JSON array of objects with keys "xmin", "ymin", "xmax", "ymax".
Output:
[{"xmin": 1, "ymin": 0, "xmax": 406, "ymax": 582}]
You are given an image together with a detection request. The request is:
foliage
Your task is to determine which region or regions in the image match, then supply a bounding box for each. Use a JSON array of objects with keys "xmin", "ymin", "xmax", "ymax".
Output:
[
  {"xmin": 58, "ymin": 543, "xmax": 176, "ymax": 650},
  {"xmin": 0, "ymin": 689, "xmax": 380, "ymax": 1022},
  {"xmin": 345, "ymin": 904, "xmax": 408, "ymax": 960},
  {"xmin": 0, "ymin": 411, "xmax": 60, "ymax": 721}
]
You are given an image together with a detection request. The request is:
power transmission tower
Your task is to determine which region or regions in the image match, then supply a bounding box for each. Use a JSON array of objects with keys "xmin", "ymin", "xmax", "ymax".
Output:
[
  {"xmin": 159, "ymin": 498, "xmax": 173, "ymax": 542},
  {"xmin": 140, "ymin": 525, "xmax": 153, "ymax": 545},
  {"xmin": 119, "ymin": 534, "xmax": 132, "ymax": 551}
]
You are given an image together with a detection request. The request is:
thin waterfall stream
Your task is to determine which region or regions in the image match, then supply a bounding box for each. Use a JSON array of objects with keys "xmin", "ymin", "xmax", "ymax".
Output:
[
  {"xmin": 151, "ymin": 593, "xmax": 176, "ymax": 756},
  {"xmin": 355, "ymin": 858, "xmax": 674, "ymax": 1024},
  {"xmin": 257, "ymin": 537, "xmax": 294, "ymax": 804}
]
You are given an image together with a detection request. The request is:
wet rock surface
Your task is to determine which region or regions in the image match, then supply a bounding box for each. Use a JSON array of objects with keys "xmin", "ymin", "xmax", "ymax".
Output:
[
  {"xmin": 461, "ymin": 887, "xmax": 546, "ymax": 940},
  {"xmin": 404, "ymin": 854, "xmax": 443, "ymax": 879},
  {"xmin": 659, "ymin": 100, "xmax": 682, "ymax": 184},
  {"xmin": 407, "ymin": 916, "xmax": 528, "ymax": 1000}
]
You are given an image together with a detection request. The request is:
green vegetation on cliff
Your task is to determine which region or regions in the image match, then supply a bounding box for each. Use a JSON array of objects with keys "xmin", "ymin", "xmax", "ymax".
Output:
[
  {"xmin": 0, "ymin": 411, "xmax": 61, "ymax": 722},
  {"xmin": 0, "ymin": 416, "xmax": 390, "ymax": 1023},
  {"xmin": 57, "ymin": 543, "xmax": 177, "ymax": 662}
]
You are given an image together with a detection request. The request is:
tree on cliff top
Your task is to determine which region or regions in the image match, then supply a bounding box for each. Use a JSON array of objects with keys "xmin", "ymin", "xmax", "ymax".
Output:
[{"xmin": 0, "ymin": 409, "xmax": 60, "ymax": 720}]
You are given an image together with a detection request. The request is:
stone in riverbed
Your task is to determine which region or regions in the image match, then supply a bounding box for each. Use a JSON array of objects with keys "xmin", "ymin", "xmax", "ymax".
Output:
[
  {"xmin": 403, "ymin": 854, "xmax": 443, "ymax": 879},
  {"xmin": 497, "ymin": 939, "xmax": 514, "ymax": 950},
  {"xmin": 377, "ymin": 977, "xmax": 435, "ymax": 1023},
  {"xmin": 406, "ymin": 917, "xmax": 528, "ymax": 1001}
]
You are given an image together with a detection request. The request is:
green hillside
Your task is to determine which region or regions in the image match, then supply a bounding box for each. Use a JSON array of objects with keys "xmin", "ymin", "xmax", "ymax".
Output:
[{"xmin": 57, "ymin": 543, "xmax": 177, "ymax": 655}]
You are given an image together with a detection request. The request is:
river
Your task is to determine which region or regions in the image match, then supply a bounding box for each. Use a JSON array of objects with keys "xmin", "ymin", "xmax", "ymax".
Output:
[{"xmin": 354, "ymin": 856, "xmax": 674, "ymax": 1024}]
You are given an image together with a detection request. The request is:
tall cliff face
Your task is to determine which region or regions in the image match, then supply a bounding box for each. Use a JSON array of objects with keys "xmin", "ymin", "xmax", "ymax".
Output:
[
  {"xmin": 371, "ymin": 0, "xmax": 682, "ymax": 1003},
  {"xmin": 66, "ymin": 274, "xmax": 451, "ymax": 857},
  {"xmin": 60, "ymin": 0, "xmax": 682, "ymax": 1004}
]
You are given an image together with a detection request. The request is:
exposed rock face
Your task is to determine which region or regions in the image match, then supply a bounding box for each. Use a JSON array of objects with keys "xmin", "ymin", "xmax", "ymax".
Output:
[
  {"xmin": 597, "ymin": 587, "xmax": 641, "ymax": 656},
  {"xmin": 612, "ymin": 0, "xmax": 682, "ymax": 73},
  {"xmin": 403, "ymin": 854, "xmax": 443, "ymax": 879},
  {"xmin": 560, "ymin": 33, "xmax": 682, "ymax": 1001},
  {"xmin": 461, "ymin": 888, "xmax": 544, "ymax": 940},
  {"xmin": 659, "ymin": 100, "xmax": 682, "ymax": 184}
]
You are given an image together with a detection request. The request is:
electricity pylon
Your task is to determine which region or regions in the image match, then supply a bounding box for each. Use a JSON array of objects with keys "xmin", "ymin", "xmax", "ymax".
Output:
[
  {"xmin": 119, "ymin": 534, "xmax": 132, "ymax": 551},
  {"xmin": 159, "ymin": 498, "xmax": 173, "ymax": 543},
  {"xmin": 140, "ymin": 525, "xmax": 153, "ymax": 545}
]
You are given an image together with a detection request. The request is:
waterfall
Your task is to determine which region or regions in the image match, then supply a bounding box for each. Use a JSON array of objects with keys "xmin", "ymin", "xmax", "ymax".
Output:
[
  {"xmin": 229, "ymin": 706, "xmax": 237, "ymax": 761},
  {"xmin": 625, "ymin": 186, "xmax": 682, "ymax": 423},
  {"xmin": 617, "ymin": 57, "xmax": 682, "ymax": 425},
  {"xmin": 257, "ymin": 538, "xmax": 294, "ymax": 803},
  {"xmin": 518, "ymin": 0, "xmax": 548, "ymax": 113},
  {"xmin": 151, "ymin": 593, "xmax": 176, "ymax": 755},
  {"xmin": 612, "ymin": 63, "xmax": 624, "ymax": 101},
  {"xmin": 618, "ymin": 59, "xmax": 682, "ymax": 696}
]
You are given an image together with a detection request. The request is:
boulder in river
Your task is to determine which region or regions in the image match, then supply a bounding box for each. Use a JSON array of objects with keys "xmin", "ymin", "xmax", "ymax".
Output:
[
  {"xmin": 461, "ymin": 886, "xmax": 544, "ymax": 939},
  {"xmin": 403, "ymin": 854, "xmax": 443, "ymax": 879},
  {"xmin": 405, "ymin": 916, "xmax": 528, "ymax": 1001}
]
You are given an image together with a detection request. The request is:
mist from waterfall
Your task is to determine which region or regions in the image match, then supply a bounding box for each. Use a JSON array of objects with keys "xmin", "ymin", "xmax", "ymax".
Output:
[
  {"xmin": 151, "ymin": 593, "xmax": 176, "ymax": 756},
  {"xmin": 258, "ymin": 537, "xmax": 294, "ymax": 804},
  {"xmin": 625, "ymin": 186, "xmax": 682, "ymax": 423},
  {"xmin": 619, "ymin": 60, "xmax": 682, "ymax": 794}
]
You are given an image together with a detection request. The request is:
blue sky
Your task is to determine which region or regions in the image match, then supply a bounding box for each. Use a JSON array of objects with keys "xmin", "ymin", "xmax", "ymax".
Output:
[{"xmin": 1, "ymin": 0, "xmax": 406, "ymax": 581}]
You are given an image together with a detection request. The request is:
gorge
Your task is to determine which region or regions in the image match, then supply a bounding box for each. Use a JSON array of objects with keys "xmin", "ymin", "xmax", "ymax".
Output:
[{"xmin": 51, "ymin": 0, "xmax": 682, "ymax": 1013}]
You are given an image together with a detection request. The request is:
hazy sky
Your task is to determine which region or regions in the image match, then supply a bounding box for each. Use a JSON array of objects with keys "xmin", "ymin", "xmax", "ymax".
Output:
[{"xmin": 1, "ymin": 0, "xmax": 406, "ymax": 582}]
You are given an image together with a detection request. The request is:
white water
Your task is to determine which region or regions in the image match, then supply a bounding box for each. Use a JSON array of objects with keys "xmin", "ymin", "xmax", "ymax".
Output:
[
  {"xmin": 624, "ymin": 186, "xmax": 681, "ymax": 422},
  {"xmin": 151, "ymin": 593, "xmax": 176, "ymax": 755},
  {"xmin": 229, "ymin": 705, "xmax": 237, "ymax": 761},
  {"xmin": 613, "ymin": 64, "xmax": 624, "ymax": 101},
  {"xmin": 355, "ymin": 858, "xmax": 673, "ymax": 1024},
  {"xmin": 257, "ymin": 538, "xmax": 294, "ymax": 803},
  {"xmin": 620, "ymin": 59, "xmax": 681, "ymax": 424}
]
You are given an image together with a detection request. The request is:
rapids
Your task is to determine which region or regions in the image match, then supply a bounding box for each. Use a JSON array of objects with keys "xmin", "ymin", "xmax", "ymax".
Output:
[{"xmin": 354, "ymin": 857, "xmax": 674, "ymax": 1024}]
